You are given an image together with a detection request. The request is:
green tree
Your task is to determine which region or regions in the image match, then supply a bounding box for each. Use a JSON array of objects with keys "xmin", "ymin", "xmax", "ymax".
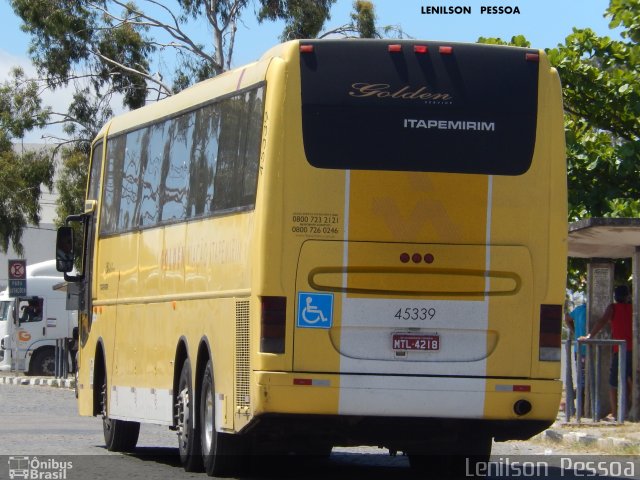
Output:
[
  {"xmin": 480, "ymin": 1, "xmax": 640, "ymax": 291},
  {"xmin": 258, "ymin": 0, "xmax": 405, "ymax": 40},
  {"xmin": 0, "ymin": 68, "xmax": 55, "ymax": 255},
  {"xmin": 9, "ymin": 0, "xmax": 253, "ymax": 106},
  {"xmin": 351, "ymin": 0, "xmax": 377, "ymax": 38},
  {"xmin": 557, "ymin": 0, "xmax": 639, "ymax": 290},
  {"xmin": 484, "ymin": 3, "xmax": 639, "ymax": 221},
  {"xmin": 10, "ymin": 0, "xmax": 330, "ymax": 228},
  {"xmin": 55, "ymin": 147, "xmax": 88, "ymax": 226},
  {"xmin": 10, "ymin": 0, "xmax": 402, "ymax": 236},
  {"xmin": 549, "ymin": 1, "xmax": 639, "ymax": 220},
  {"xmin": 257, "ymin": 0, "xmax": 337, "ymax": 40}
]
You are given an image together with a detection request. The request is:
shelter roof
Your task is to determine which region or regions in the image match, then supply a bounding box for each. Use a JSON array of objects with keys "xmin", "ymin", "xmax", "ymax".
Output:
[{"xmin": 568, "ymin": 218, "xmax": 640, "ymax": 258}]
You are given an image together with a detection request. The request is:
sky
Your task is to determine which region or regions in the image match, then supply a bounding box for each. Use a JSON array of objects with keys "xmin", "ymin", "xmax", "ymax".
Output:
[{"xmin": 0, "ymin": 0, "xmax": 617, "ymax": 143}]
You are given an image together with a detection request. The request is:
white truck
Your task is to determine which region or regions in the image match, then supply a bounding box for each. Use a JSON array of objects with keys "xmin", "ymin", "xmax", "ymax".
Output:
[{"xmin": 0, "ymin": 260, "xmax": 77, "ymax": 375}]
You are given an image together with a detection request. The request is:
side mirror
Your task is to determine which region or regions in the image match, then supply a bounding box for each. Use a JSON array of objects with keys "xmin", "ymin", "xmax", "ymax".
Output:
[{"xmin": 56, "ymin": 226, "xmax": 75, "ymax": 273}]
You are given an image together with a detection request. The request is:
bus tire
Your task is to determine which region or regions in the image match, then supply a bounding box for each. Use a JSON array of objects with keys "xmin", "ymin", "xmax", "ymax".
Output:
[
  {"xmin": 101, "ymin": 373, "xmax": 140, "ymax": 452},
  {"xmin": 177, "ymin": 359, "xmax": 203, "ymax": 471},
  {"xmin": 200, "ymin": 360, "xmax": 245, "ymax": 477},
  {"xmin": 29, "ymin": 347, "xmax": 55, "ymax": 376}
]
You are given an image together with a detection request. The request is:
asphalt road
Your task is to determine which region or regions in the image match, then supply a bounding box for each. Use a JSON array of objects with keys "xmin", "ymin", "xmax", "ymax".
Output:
[{"xmin": 1, "ymin": 384, "xmax": 638, "ymax": 479}]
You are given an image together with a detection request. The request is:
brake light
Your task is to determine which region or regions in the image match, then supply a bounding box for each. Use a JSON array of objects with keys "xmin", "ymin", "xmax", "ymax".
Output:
[
  {"xmin": 388, "ymin": 44, "xmax": 402, "ymax": 53},
  {"xmin": 260, "ymin": 296, "xmax": 286, "ymax": 354},
  {"xmin": 539, "ymin": 304, "xmax": 562, "ymax": 361},
  {"xmin": 293, "ymin": 378, "xmax": 312, "ymax": 386},
  {"xmin": 513, "ymin": 385, "xmax": 531, "ymax": 392}
]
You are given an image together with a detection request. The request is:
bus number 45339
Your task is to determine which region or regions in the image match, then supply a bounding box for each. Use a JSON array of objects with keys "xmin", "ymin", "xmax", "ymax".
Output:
[{"xmin": 394, "ymin": 307, "xmax": 436, "ymax": 321}]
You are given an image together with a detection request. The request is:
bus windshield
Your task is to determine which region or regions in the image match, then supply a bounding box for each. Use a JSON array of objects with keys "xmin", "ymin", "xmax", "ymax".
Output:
[{"xmin": 300, "ymin": 40, "xmax": 538, "ymax": 175}]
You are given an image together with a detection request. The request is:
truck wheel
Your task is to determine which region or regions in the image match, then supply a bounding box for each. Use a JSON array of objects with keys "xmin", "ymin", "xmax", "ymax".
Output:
[
  {"xmin": 177, "ymin": 359, "xmax": 203, "ymax": 471},
  {"xmin": 29, "ymin": 348, "xmax": 55, "ymax": 376},
  {"xmin": 101, "ymin": 374, "xmax": 140, "ymax": 452}
]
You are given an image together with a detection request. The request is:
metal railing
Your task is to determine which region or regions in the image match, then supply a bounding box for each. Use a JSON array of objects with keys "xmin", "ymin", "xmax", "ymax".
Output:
[
  {"xmin": 54, "ymin": 338, "xmax": 70, "ymax": 379},
  {"xmin": 564, "ymin": 338, "xmax": 627, "ymax": 424}
]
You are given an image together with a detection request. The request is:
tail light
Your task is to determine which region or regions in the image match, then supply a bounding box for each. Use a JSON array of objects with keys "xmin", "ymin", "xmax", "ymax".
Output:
[
  {"xmin": 539, "ymin": 304, "xmax": 562, "ymax": 361},
  {"xmin": 260, "ymin": 296, "xmax": 286, "ymax": 354}
]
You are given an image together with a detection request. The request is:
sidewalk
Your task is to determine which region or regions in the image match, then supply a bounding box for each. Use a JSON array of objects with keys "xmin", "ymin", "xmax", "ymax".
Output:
[
  {"xmin": 2, "ymin": 371, "xmax": 639, "ymax": 452},
  {"xmin": 0, "ymin": 372, "xmax": 75, "ymax": 389},
  {"xmin": 533, "ymin": 410, "xmax": 640, "ymax": 453}
]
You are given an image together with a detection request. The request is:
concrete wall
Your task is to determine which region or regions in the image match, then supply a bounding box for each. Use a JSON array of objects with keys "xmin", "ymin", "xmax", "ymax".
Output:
[{"xmin": 0, "ymin": 223, "xmax": 58, "ymax": 290}]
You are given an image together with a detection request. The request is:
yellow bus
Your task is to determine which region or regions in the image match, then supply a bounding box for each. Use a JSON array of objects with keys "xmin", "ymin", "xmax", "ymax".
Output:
[{"xmin": 57, "ymin": 39, "xmax": 567, "ymax": 475}]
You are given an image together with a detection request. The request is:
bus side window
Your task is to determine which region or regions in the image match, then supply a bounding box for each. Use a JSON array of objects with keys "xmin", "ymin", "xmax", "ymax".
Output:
[{"xmin": 19, "ymin": 298, "xmax": 44, "ymax": 323}]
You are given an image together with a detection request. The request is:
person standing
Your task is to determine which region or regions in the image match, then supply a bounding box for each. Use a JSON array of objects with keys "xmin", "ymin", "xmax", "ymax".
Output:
[
  {"xmin": 565, "ymin": 301, "xmax": 587, "ymax": 355},
  {"xmin": 565, "ymin": 300, "xmax": 587, "ymax": 410},
  {"xmin": 580, "ymin": 285, "xmax": 633, "ymax": 420}
]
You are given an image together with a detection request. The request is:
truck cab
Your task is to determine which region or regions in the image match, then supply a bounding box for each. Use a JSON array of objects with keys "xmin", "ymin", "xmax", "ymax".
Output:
[{"xmin": 0, "ymin": 260, "xmax": 77, "ymax": 375}]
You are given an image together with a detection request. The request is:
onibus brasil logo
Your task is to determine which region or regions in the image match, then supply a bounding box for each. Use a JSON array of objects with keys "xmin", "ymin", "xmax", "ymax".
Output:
[{"xmin": 8, "ymin": 456, "xmax": 73, "ymax": 479}]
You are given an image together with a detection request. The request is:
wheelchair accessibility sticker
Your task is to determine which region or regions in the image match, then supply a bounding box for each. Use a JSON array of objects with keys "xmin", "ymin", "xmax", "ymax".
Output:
[{"xmin": 297, "ymin": 292, "xmax": 334, "ymax": 329}]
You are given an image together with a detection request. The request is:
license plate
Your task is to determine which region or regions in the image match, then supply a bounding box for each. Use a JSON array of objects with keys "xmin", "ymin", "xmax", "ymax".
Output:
[{"xmin": 392, "ymin": 333, "xmax": 440, "ymax": 351}]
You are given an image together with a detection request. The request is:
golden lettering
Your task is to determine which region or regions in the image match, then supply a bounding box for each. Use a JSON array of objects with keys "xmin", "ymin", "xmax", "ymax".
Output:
[{"xmin": 349, "ymin": 82, "xmax": 453, "ymax": 101}]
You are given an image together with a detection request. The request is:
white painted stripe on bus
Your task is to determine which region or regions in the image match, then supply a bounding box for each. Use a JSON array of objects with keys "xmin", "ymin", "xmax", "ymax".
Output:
[
  {"xmin": 337, "ymin": 375, "xmax": 486, "ymax": 418},
  {"xmin": 340, "ymin": 297, "xmax": 488, "ymax": 328},
  {"xmin": 337, "ymin": 174, "xmax": 494, "ymax": 413},
  {"xmin": 342, "ymin": 170, "xmax": 351, "ymax": 290},
  {"xmin": 338, "ymin": 297, "xmax": 490, "ymax": 377},
  {"xmin": 485, "ymin": 175, "xmax": 493, "ymax": 295},
  {"xmin": 109, "ymin": 385, "xmax": 173, "ymax": 426},
  {"xmin": 110, "ymin": 385, "xmax": 229, "ymax": 432}
]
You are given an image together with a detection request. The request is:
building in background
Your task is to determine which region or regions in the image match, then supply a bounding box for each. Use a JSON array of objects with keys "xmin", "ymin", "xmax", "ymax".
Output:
[{"xmin": 0, "ymin": 144, "xmax": 59, "ymax": 290}]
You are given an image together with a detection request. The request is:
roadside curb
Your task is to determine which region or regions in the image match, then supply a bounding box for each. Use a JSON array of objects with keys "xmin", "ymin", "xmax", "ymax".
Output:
[
  {"xmin": 0, "ymin": 375, "xmax": 75, "ymax": 389},
  {"xmin": 535, "ymin": 428, "xmax": 639, "ymax": 450}
]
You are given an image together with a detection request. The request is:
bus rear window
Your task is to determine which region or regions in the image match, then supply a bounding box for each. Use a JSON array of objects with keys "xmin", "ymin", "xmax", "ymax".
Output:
[{"xmin": 299, "ymin": 40, "xmax": 539, "ymax": 176}]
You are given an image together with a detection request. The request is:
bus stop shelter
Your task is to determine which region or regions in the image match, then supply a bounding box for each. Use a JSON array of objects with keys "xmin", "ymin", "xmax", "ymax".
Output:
[{"xmin": 568, "ymin": 218, "xmax": 640, "ymax": 421}]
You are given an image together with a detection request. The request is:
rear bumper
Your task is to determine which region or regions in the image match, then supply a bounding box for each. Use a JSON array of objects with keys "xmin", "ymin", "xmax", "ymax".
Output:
[
  {"xmin": 242, "ymin": 413, "xmax": 554, "ymax": 448},
  {"xmin": 254, "ymin": 372, "xmax": 560, "ymax": 434}
]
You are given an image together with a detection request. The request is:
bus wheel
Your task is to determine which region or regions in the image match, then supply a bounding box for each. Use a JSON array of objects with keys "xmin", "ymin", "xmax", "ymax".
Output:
[
  {"xmin": 101, "ymin": 374, "xmax": 140, "ymax": 452},
  {"xmin": 176, "ymin": 359, "xmax": 203, "ymax": 471},
  {"xmin": 29, "ymin": 348, "xmax": 55, "ymax": 376},
  {"xmin": 200, "ymin": 360, "xmax": 246, "ymax": 477}
]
